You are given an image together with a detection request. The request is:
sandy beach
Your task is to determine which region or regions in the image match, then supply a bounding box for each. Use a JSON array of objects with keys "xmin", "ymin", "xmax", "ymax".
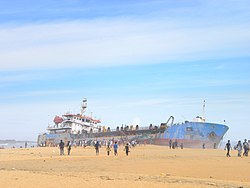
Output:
[{"xmin": 0, "ymin": 145, "xmax": 249, "ymax": 188}]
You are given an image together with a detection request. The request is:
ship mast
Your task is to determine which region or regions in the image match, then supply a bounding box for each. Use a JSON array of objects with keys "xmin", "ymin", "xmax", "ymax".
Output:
[
  {"xmin": 202, "ymin": 100, "xmax": 206, "ymax": 121},
  {"xmin": 81, "ymin": 98, "xmax": 87, "ymax": 115}
]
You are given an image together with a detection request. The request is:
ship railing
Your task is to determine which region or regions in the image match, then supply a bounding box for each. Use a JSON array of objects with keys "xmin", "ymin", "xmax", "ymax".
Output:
[
  {"xmin": 107, "ymin": 126, "xmax": 152, "ymax": 132},
  {"xmin": 138, "ymin": 127, "xmax": 152, "ymax": 130},
  {"xmin": 47, "ymin": 125, "xmax": 71, "ymax": 129}
]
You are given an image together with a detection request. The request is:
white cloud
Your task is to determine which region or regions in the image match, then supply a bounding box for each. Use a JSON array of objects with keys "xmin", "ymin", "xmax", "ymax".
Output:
[
  {"xmin": 0, "ymin": 72, "xmax": 53, "ymax": 83},
  {"xmin": 0, "ymin": 17, "xmax": 249, "ymax": 71},
  {"xmin": 0, "ymin": 89, "xmax": 76, "ymax": 100}
]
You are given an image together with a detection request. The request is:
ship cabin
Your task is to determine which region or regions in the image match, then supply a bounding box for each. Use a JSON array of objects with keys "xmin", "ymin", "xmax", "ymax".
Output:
[
  {"xmin": 47, "ymin": 114, "xmax": 101, "ymax": 134},
  {"xmin": 63, "ymin": 114, "xmax": 101, "ymax": 134}
]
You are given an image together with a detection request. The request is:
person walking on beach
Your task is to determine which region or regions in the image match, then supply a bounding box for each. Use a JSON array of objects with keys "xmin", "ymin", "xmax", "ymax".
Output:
[
  {"xmin": 243, "ymin": 139, "xmax": 249, "ymax": 157},
  {"xmin": 59, "ymin": 140, "xmax": 65, "ymax": 155},
  {"xmin": 113, "ymin": 141, "xmax": 118, "ymax": 156},
  {"xmin": 180, "ymin": 143, "xmax": 183, "ymax": 149},
  {"xmin": 213, "ymin": 143, "xmax": 217, "ymax": 149},
  {"xmin": 124, "ymin": 143, "xmax": 130, "ymax": 156},
  {"xmin": 236, "ymin": 140, "xmax": 243, "ymax": 157},
  {"xmin": 94, "ymin": 141, "xmax": 100, "ymax": 155},
  {"xmin": 202, "ymin": 143, "xmax": 206, "ymax": 149},
  {"xmin": 106, "ymin": 144, "xmax": 111, "ymax": 156},
  {"xmin": 174, "ymin": 140, "xmax": 178, "ymax": 149},
  {"xmin": 224, "ymin": 140, "xmax": 232, "ymax": 157},
  {"xmin": 169, "ymin": 139, "xmax": 172, "ymax": 149},
  {"xmin": 67, "ymin": 141, "xmax": 72, "ymax": 155}
]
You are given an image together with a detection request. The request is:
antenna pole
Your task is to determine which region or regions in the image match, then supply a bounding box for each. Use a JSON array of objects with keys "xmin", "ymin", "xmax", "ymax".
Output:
[{"xmin": 203, "ymin": 100, "xmax": 206, "ymax": 120}]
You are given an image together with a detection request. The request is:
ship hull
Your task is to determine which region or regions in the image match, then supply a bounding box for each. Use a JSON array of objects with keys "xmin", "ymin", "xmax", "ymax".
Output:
[
  {"xmin": 38, "ymin": 122, "xmax": 228, "ymax": 149},
  {"xmin": 153, "ymin": 122, "xmax": 229, "ymax": 148}
]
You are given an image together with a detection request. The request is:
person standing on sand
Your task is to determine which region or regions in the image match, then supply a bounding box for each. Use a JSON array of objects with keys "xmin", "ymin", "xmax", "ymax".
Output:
[
  {"xmin": 243, "ymin": 139, "xmax": 249, "ymax": 157},
  {"xmin": 124, "ymin": 143, "xmax": 130, "ymax": 156},
  {"xmin": 113, "ymin": 141, "xmax": 118, "ymax": 156},
  {"xmin": 180, "ymin": 143, "xmax": 183, "ymax": 149},
  {"xmin": 236, "ymin": 140, "xmax": 243, "ymax": 157},
  {"xmin": 169, "ymin": 139, "xmax": 172, "ymax": 149},
  {"xmin": 94, "ymin": 141, "xmax": 100, "ymax": 155},
  {"xmin": 202, "ymin": 143, "xmax": 206, "ymax": 149},
  {"xmin": 175, "ymin": 140, "xmax": 178, "ymax": 149},
  {"xmin": 106, "ymin": 144, "xmax": 111, "ymax": 156},
  {"xmin": 59, "ymin": 140, "xmax": 65, "ymax": 156},
  {"xmin": 67, "ymin": 141, "xmax": 71, "ymax": 155},
  {"xmin": 213, "ymin": 143, "xmax": 217, "ymax": 149},
  {"xmin": 224, "ymin": 140, "xmax": 232, "ymax": 157}
]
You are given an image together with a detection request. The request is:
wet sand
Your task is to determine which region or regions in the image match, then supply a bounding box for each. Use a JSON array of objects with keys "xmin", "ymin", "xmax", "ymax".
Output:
[{"xmin": 0, "ymin": 145, "xmax": 249, "ymax": 188}]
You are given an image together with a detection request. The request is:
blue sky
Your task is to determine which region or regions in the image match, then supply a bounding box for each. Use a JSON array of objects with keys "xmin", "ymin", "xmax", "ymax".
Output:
[{"xmin": 0, "ymin": 0, "xmax": 250, "ymax": 141}]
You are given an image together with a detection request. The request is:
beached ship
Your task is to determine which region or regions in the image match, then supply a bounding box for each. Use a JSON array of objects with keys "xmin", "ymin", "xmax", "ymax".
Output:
[{"xmin": 37, "ymin": 99, "xmax": 229, "ymax": 148}]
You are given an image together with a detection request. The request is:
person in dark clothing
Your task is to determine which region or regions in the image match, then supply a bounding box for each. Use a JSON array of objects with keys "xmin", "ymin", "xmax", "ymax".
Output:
[
  {"xmin": 106, "ymin": 144, "xmax": 111, "ymax": 156},
  {"xmin": 224, "ymin": 140, "xmax": 232, "ymax": 157},
  {"xmin": 174, "ymin": 140, "xmax": 178, "ymax": 149},
  {"xmin": 213, "ymin": 143, "xmax": 217, "ymax": 149},
  {"xmin": 94, "ymin": 141, "xmax": 100, "ymax": 155},
  {"xmin": 67, "ymin": 141, "xmax": 71, "ymax": 155},
  {"xmin": 172, "ymin": 142, "xmax": 175, "ymax": 149},
  {"xmin": 202, "ymin": 143, "xmax": 206, "ymax": 149},
  {"xmin": 169, "ymin": 139, "xmax": 172, "ymax": 149},
  {"xmin": 243, "ymin": 139, "xmax": 249, "ymax": 157},
  {"xmin": 59, "ymin": 140, "xmax": 65, "ymax": 155},
  {"xmin": 180, "ymin": 143, "xmax": 183, "ymax": 149},
  {"xmin": 124, "ymin": 143, "xmax": 130, "ymax": 156}
]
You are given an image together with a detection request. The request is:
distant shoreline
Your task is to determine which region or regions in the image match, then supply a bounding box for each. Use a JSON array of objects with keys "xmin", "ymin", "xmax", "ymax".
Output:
[{"xmin": 0, "ymin": 140, "xmax": 36, "ymax": 149}]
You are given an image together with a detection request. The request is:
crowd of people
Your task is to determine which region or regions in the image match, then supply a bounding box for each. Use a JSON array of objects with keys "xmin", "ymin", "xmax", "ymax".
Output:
[
  {"xmin": 224, "ymin": 139, "xmax": 249, "ymax": 157},
  {"xmin": 58, "ymin": 138, "xmax": 249, "ymax": 158},
  {"xmin": 94, "ymin": 140, "xmax": 131, "ymax": 156},
  {"xmin": 58, "ymin": 139, "xmax": 136, "ymax": 156},
  {"xmin": 169, "ymin": 139, "xmax": 183, "ymax": 149}
]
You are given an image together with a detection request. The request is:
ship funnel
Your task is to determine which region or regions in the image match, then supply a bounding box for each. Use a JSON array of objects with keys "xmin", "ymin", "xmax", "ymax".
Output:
[{"xmin": 81, "ymin": 98, "xmax": 87, "ymax": 115}]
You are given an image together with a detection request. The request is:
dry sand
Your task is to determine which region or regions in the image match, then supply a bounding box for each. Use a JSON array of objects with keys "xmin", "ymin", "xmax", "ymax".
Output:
[{"xmin": 0, "ymin": 145, "xmax": 249, "ymax": 188}]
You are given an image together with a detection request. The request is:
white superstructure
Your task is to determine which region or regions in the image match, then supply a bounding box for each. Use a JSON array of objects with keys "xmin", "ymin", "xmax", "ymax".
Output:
[{"xmin": 47, "ymin": 98, "xmax": 101, "ymax": 134}]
